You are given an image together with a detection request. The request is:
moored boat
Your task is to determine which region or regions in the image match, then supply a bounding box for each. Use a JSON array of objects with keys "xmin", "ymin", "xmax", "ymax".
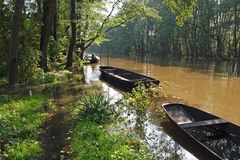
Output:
[
  {"xmin": 99, "ymin": 66, "xmax": 160, "ymax": 91},
  {"xmin": 84, "ymin": 53, "xmax": 100, "ymax": 63},
  {"xmin": 162, "ymin": 103, "xmax": 240, "ymax": 160}
]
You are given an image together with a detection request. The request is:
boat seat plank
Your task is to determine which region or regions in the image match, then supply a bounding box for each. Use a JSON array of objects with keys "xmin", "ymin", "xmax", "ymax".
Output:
[
  {"xmin": 117, "ymin": 73, "xmax": 132, "ymax": 75},
  {"xmin": 180, "ymin": 119, "xmax": 227, "ymax": 129},
  {"xmin": 108, "ymin": 73, "xmax": 131, "ymax": 76},
  {"xmin": 112, "ymin": 74, "xmax": 148, "ymax": 81}
]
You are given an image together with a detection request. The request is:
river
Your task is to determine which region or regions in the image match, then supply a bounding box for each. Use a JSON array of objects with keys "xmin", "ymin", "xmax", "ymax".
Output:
[
  {"xmin": 84, "ymin": 55, "xmax": 240, "ymax": 160},
  {"xmin": 100, "ymin": 55, "xmax": 240, "ymax": 126}
]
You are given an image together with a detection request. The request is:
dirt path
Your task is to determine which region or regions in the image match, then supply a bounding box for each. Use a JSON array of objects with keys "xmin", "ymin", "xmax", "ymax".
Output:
[
  {"xmin": 38, "ymin": 85, "xmax": 77, "ymax": 160},
  {"xmin": 38, "ymin": 107, "xmax": 74, "ymax": 160}
]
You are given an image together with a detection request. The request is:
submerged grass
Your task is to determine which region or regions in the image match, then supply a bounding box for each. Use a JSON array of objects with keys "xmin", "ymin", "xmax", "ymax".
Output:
[{"xmin": 0, "ymin": 95, "xmax": 49, "ymax": 159}]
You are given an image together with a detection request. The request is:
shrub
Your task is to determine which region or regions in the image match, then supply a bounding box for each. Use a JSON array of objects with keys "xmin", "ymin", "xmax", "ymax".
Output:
[
  {"xmin": 80, "ymin": 94, "xmax": 114, "ymax": 124},
  {"xmin": 121, "ymin": 83, "xmax": 162, "ymax": 116},
  {"xmin": 19, "ymin": 47, "xmax": 45, "ymax": 84}
]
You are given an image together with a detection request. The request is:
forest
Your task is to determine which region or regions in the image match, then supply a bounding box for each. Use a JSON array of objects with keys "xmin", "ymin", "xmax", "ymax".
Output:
[
  {"xmin": 0, "ymin": 0, "xmax": 165, "ymax": 86},
  {"xmin": 92, "ymin": 0, "xmax": 240, "ymax": 60}
]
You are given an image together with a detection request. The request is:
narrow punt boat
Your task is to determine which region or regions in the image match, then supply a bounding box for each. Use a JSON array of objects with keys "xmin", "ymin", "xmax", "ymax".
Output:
[
  {"xmin": 84, "ymin": 54, "xmax": 100, "ymax": 63},
  {"xmin": 162, "ymin": 103, "xmax": 240, "ymax": 160},
  {"xmin": 99, "ymin": 66, "xmax": 160, "ymax": 91}
]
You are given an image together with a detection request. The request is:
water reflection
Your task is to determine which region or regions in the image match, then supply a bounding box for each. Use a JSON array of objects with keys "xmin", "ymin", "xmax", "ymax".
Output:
[
  {"xmin": 83, "ymin": 65, "xmax": 198, "ymax": 160},
  {"xmin": 125, "ymin": 55, "xmax": 240, "ymax": 77},
  {"xmin": 83, "ymin": 65, "xmax": 101, "ymax": 83}
]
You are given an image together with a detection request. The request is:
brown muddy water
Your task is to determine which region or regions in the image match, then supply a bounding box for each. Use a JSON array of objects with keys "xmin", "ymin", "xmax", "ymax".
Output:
[
  {"xmin": 100, "ymin": 56, "xmax": 240, "ymax": 126},
  {"xmin": 84, "ymin": 55, "xmax": 240, "ymax": 160}
]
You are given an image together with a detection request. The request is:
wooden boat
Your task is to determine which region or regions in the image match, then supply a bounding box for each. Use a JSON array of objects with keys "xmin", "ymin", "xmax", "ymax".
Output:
[
  {"xmin": 99, "ymin": 66, "xmax": 160, "ymax": 91},
  {"xmin": 84, "ymin": 54, "xmax": 100, "ymax": 63},
  {"xmin": 162, "ymin": 103, "xmax": 240, "ymax": 160}
]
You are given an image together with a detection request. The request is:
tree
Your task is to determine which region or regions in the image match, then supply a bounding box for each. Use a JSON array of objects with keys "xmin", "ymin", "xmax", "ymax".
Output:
[
  {"xmin": 75, "ymin": 0, "xmax": 160, "ymax": 59},
  {"xmin": 39, "ymin": 0, "xmax": 57, "ymax": 72},
  {"xmin": 99, "ymin": 0, "xmax": 240, "ymax": 60},
  {"xmin": 8, "ymin": 0, "xmax": 24, "ymax": 86},
  {"xmin": 66, "ymin": 0, "xmax": 76, "ymax": 68}
]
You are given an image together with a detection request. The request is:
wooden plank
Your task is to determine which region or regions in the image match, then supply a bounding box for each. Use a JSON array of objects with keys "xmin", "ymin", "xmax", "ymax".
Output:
[{"xmin": 179, "ymin": 119, "xmax": 227, "ymax": 129}]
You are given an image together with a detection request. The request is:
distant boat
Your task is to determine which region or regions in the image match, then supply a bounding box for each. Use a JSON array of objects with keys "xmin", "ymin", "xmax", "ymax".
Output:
[
  {"xmin": 84, "ymin": 54, "xmax": 100, "ymax": 63},
  {"xmin": 99, "ymin": 66, "xmax": 160, "ymax": 91},
  {"xmin": 162, "ymin": 103, "xmax": 240, "ymax": 160}
]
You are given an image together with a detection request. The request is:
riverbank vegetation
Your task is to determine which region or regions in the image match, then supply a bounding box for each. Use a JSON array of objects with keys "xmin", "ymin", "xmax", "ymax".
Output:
[{"xmin": 70, "ymin": 82, "xmax": 164, "ymax": 159}]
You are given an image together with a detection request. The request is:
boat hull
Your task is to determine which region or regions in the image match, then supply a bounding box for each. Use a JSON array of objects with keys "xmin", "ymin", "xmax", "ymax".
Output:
[
  {"xmin": 162, "ymin": 103, "xmax": 240, "ymax": 160},
  {"xmin": 99, "ymin": 66, "xmax": 160, "ymax": 91}
]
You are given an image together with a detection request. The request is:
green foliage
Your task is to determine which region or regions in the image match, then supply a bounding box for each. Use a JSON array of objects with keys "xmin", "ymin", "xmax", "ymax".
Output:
[
  {"xmin": 44, "ymin": 70, "xmax": 73, "ymax": 83},
  {"xmin": 122, "ymin": 83, "xmax": 162, "ymax": 116},
  {"xmin": 19, "ymin": 47, "xmax": 45, "ymax": 84},
  {"xmin": 75, "ymin": 0, "xmax": 160, "ymax": 54},
  {"xmin": 80, "ymin": 94, "xmax": 114, "ymax": 124},
  {"xmin": 71, "ymin": 56, "xmax": 88, "ymax": 71},
  {"xmin": 164, "ymin": 0, "xmax": 196, "ymax": 26},
  {"xmin": 72, "ymin": 120, "xmax": 153, "ymax": 160},
  {"xmin": 18, "ymin": 16, "xmax": 44, "ymax": 84},
  {"xmin": 0, "ymin": 95, "xmax": 48, "ymax": 159},
  {"xmin": 5, "ymin": 140, "xmax": 42, "ymax": 159}
]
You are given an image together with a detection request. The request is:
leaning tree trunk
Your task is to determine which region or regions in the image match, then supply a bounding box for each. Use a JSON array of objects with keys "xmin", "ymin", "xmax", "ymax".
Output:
[
  {"xmin": 39, "ymin": 0, "xmax": 56, "ymax": 72},
  {"xmin": 8, "ymin": 0, "xmax": 24, "ymax": 86},
  {"xmin": 66, "ymin": 0, "xmax": 76, "ymax": 69}
]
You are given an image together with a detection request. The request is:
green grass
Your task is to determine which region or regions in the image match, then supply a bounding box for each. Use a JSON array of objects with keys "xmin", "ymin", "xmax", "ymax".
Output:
[
  {"xmin": 72, "ymin": 120, "xmax": 153, "ymax": 160},
  {"xmin": 5, "ymin": 140, "xmax": 42, "ymax": 159},
  {"xmin": 0, "ymin": 95, "xmax": 49, "ymax": 159},
  {"xmin": 71, "ymin": 94, "xmax": 153, "ymax": 160}
]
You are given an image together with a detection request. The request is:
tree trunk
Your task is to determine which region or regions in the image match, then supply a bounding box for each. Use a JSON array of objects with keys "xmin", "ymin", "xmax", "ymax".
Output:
[
  {"xmin": 66, "ymin": 0, "xmax": 76, "ymax": 69},
  {"xmin": 53, "ymin": 4, "xmax": 58, "ymax": 41},
  {"xmin": 39, "ymin": 0, "xmax": 56, "ymax": 72},
  {"xmin": 8, "ymin": 0, "xmax": 24, "ymax": 86},
  {"xmin": 234, "ymin": 3, "xmax": 238, "ymax": 58}
]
